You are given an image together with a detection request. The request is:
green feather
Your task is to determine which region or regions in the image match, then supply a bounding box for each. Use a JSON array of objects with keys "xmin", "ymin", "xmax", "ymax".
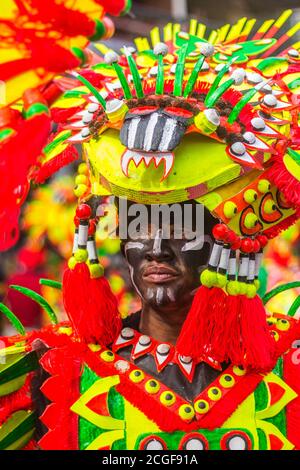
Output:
[
  {"xmin": 173, "ymin": 43, "xmax": 189, "ymax": 97},
  {"xmin": 0, "ymin": 303, "xmax": 25, "ymax": 336},
  {"xmin": 227, "ymin": 87, "xmax": 258, "ymax": 124},
  {"xmin": 262, "ymin": 281, "xmax": 300, "ymax": 305},
  {"xmin": 125, "ymin": 50, "xmax": 144, "ymax": 99},
  {"xmin": 113, "ymin": 62, "xmax": 132, "ymax": 99},
  {"xmin": 183, "ymin": 55, "xmax": 206, "ymax": 97},
  {"xmin": 9, "ymin": 285, "xmax": 58, "ymax": 325},
  {"xmin": 288, "ymin": 295, "xmax": 300, "ymax": 317},
  {"xmin": 73, "ymin": 74, "xmax": 106, "ymax": 109},
  {"xmin": 39, "ymin": 279, "xmax": 62, "ymax": 290},
  {"xmin": 205, "ymin": 77, "xmax": 234, "ymax": 108},
  {"xmin": 156, "ymin": 55, "xmax": 165, "ymax": 96},
  {"xmin": 204, "ymin": 57, "xmax": 237, "ymax": 106}
]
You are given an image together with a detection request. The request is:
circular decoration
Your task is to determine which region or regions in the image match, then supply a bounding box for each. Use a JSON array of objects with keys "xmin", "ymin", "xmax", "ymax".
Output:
[
  {"xmin": 114, "ymin": 360, "xmax": 130, "ymax": 373},
  {"xmin": 178, "ymin": 404, "xmax": 195, "ymax": 421},
  {"xmin": 157, "ymin": 343, "xmax": 170, "ymax": 355},
  {"xmin": 219, "ymin": 374, "xmax": 235, "ymax": 388},
  {"xmin": 239, "ymin": 206, "xmax": 263, "ymax": 236},
  {"xmin": 121, "ymin": 327, "xmax": 134, "ymax": 340},
  {"xmin": 145, "ymin": 379, "xmax": 160, "ymax": 394},
  {"xmin": 194, "ymin": 399, "xmax": 209, "ymax": 414},
  {"xmin": 207, "ymin": 386, "xmax": 222, "ymax": 401},
  {"xmin": 139, "ymin": 436, "xmax": 167, "ymax": 450},
  {"xmin": 223, "ymin": 201, "xmax": 238, "ymax": 219},
  {"xmin": 160, "ymin": 391, "xmax": 176, "ymax": 406},
  {"xmin": 220, "ymin": 431, "xmax": 252, "ymax": 450},
  {"xmin": 232, "ymin": 365, "xmax": 246, "ymax": 376},
  {"xmin": 258, "ymin": 179, "xmax": 271, "ymax": 194},
  {"xmin": 243, "ymin": 189, "xmax": 257, "ymax": 204},
  {"xmin": 139, "ymin": 335, "xmax": 151, "ymax": 346},
  {"xmin": 129, "ymin": 369, "xmax": 145, "ymax": 383},
  {"xmin": 100, "ymin": 350, "xmax": 115, "ymax": 362},
  {"xmin": 276, "ymin": 318, "xmax": 290, "ymax": 331},
  {"xmin": 179, "ymin": 433, "xmax": 209, "ymax": 450}
]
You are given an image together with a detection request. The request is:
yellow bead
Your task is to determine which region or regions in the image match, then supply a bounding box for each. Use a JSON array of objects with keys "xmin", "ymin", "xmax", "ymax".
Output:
[
  {"xmin": 75, "ymin": 174, "xmax": 88, "ymax": 185},
  {"xmin": 223, "ymin": 201, "xmax": 238, "ymax": 219},
  {"xmin": 244, "ymin": 212, "xmax": 259, "ymax": 229},
  {"xmin": 59, "ymin": 327, "xmax": 73, "ymax": 336},
  {"xmin": 243, "ymin": 189, "xmax": 258, "ymax": 204},
  {"xmin": 194, "ymin": 110, "xmax": 219, "ymax": 135},
  {"xmin": 232, "ymin": 365, "xmax": 246, "ymax": 376},
  {"xmin": 276, "ymin": 318, "xmax": 290, "ymax": 331},
  {"xmin": 239, "ymin": 282, "xmax": 248, "ymax": 296},
  {"xmin": 216, "ymin": 273, "xmax": 227, "ymax": 288},
  {"xmin": 88, "ymin": 343, "xmax": 101, "ymax": 352},
  {"xmin": 246, "ymin": 283, "xmax": 257, "ymax": 298},
  {"xmin": 160, "ymin": 391, "xmax": 176, "ymax": 406},
  {"xmin": 178, "ymin": 404, "xmax": 195, "ymax": 421},
  {"xmin": 254, "ymin": 279, "xmax": 260, "ymax": 290},
  {"xmin": 264, "ymin": 199, "xmax": 277, "ymax": 214},
  {"xmin": 100, "ymin": 350, "xmax": 115, "ymax": 362},
  {"xmin": 219, "ymin": 374, "xmax": 235, "ymax": 388},
  {"xmin": 129, "ymin": 369, "xmax": 145, "ymax": 383},
  {"xmin": 89, "ymin": 263, "xmax": 104, "ymax": 279},
  {"xmin": 200, "ymin": 269, "xmax": 216, "ymax": 287},
  {"xmin": 226, "ymin": 280, "xmax": 240, "ymax": 296},
  {"xmin": 74, "ymin": 249, "xmax": 88, "ymax": 263},
  {"xmin": 145, "ymin": 379, "xmax": 160, "ymax": 394},
  {"xmin": 258, "ymin": 179, "xmax": 270, "ymax": 193},
  {"xmin": 194, "ymin": 399, "xmax": 209, "ymax": 414},
  {"xmin": 68, "ymin": 256, "xmax": 77, "ymax": 269},
  {"xmin": 78, "ymin": 162, "xmax": 88, "ymax": 175},
  {"xmin": 74, "ymin": 183, "xmax": 88, "ymax": 197},
  {"xmin": 207, "ymin": 387, "xmax": 222, "ymax": 401}
]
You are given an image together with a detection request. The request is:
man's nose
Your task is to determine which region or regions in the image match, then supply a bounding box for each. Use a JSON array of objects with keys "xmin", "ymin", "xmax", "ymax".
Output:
[{"xmin": 145, "ymin": 229, "xmax": 173, "ymax": 262}]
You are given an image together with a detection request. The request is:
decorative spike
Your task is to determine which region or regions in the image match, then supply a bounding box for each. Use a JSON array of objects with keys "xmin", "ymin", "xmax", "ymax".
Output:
[
  {"xmin": 154, "ymin": 43, "xmax": 169, "ymax": 95},
  {"xmin": 71, "ymin": 72, "xmax": 106, "ymax": 109},
  {"xmin": 0, "ymin": 303, "xmax": 26, "ymax": 336},
  {"xmin": 104, "ymin": 51, "xmax": 132, "ymax": 100},
  {"xmin": 124, "ymin": 47, "xmax": 144, "ymax": 99},
  {"xmin": 189, "ymin": 19, "xmax": 198, "ymax": 36},
  {"xmin": 173, "ymin": 43, "xmax": 189, "ymax": 97},
  {"xmin": 263, "ymin": 9, "xmax": 293, "ymax": 39},
  {"xmin": 208, "ymin": 30, "xmax": 218, "ymax": 44},
  {"xmin": 204, "ymin": 56, "xmax": 237, "ymax": 106},
  {"xmin": 227, "ymin": 79, "xmax": 272, "ymax": 124},
  {"xmin": 218, "ymin": 24, "xmax": 230, "ymax": 42},
  {"xmin": 205, "ymin": 68, "xmax": 245, "ymax": 108},
  {"xmin": 252, "ymin": 18, "xmax": 275, "ymax": 40},
  {"xmin": 261, "ymin": 22, "xmax": 300, "ymax": 59},
  {"xmin": 150, "ymin": 26, "xmax": 161, "ymax": 47},
  {"xmin": 197, "ymin": 23, "xmax": 206, "ymax": 39},
  {"xmin": 163, "ymin": 23, "xmax": 172, "ymax": 43},
  {"xmin": 183, "ymin": 55, "xmax": 206, "ymax": 97},
  {"xmin": 39, "ymin": 279, "xmax": 62, "ymax": 290},
  {"xmin": 239, "ymin": 18, "xmax": 256, "ymax": 42},
  {"xmin": 226, "ymin": 17, "xmax": 247, "ymax": 43},
  {"xmin": 9, "ymin": 285, "xmax": 58, "ymax": 325}
]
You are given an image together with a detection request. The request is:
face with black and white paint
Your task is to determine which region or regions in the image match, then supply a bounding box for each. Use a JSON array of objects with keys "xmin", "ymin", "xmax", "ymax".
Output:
[{"xmin": 121, "ymin": 202, "xmax": 216, "ymax": 314}]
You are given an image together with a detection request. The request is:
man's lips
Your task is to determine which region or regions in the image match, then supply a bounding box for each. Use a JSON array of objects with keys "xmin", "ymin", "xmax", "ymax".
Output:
[{"xmin": 142, "ymin": 264, "xmax": 179, "ymax": 284}]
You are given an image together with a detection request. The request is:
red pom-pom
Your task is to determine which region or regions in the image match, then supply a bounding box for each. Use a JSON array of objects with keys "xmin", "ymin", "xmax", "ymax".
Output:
[
  {"xmin": 240, "ymin": 238, "xmax": 254, "ymax": 253},
  {"xmin": 252, "ymin": 239, "xmax": 261, "ymax": 253},
  {"xmin": 74, "ymin": 216, "xmax": 80, "ymax": 227},
  {"xmin": 230, "ymin": 237, "xmax": 241, "ymax": 250},
  {"xmin": 76, "ymin": 204, "xmax": 91, "ymax": 220},
  {"xmin": 225, "ymin": 230, "xmax": 238, "ymax": 245},
  {"xmin": 213, "ymin": 224, "xmax": 228, "ymax": 241},
  {"xmin": 256, "ymin": 234, "xmax": 268, "ymax": 249}
]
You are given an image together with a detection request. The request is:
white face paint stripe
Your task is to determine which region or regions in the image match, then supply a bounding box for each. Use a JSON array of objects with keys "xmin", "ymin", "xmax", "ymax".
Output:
[
  {"xmin": 128, "ymin": 118, "xmax": 141, "ymax": 149},
  {"xmin": 153, "ymin": 229, "xmax": 163, "ymax": 256},
  {"xmin": 181, "ymin": 234, "xmax": 213, "ymax": 252},
  {"xmin": 128, "ymin": 264, "xmax": 143, "ymax": 298},
  {"xmin": 143, "ymin": 112, "xmax": 159, "ymax": 151},
  {"xmin": 124, "ymin": 241, "xmax": 144, "ymax": 256},
  {"xmin": 158, "ymin": 117, "xmax": 176, "ymax": 151},
  {"xmin": 156, "ymin": 287, "xmax": 164, "ymax": 305},
  {"xmin": 166, "ymin": 288, "xmax": 175, "ymax": 302}
]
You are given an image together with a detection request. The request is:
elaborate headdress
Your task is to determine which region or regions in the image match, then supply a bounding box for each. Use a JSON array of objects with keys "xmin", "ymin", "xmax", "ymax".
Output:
[{"xmin": 2, "ymin": 8, "xmax": 300, "ymax": 372}]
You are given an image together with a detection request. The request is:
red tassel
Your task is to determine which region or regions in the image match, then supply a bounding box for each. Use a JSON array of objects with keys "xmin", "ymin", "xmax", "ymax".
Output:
[
  {"xmin": 177, "ymin": 287, "xmax": 276, "ymax": 372},
  {"xmin": 62, "ymin": 263, "xmax": 122, "ymax": 346}
]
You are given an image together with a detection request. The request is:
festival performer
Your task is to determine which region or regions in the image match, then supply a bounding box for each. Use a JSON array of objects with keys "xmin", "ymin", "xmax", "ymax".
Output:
[{"xmin": 1, "ymin": 5, "xmax": 300, "ymax": 450}]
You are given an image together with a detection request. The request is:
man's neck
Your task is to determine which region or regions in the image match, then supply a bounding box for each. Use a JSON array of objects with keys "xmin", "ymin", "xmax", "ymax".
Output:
[{"xmin": 138, "ymin": 303, "xmax": 191, "ymax": 345}]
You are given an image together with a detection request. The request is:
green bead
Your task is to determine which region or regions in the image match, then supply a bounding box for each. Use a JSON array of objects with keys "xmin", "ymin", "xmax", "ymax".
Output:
[
  {"xmin": 89, "ymin": 19, "xmax": 105, "ymax": 41},
  {"xmin": 226, "ymin": 280, "xmax": 240, "ymax": 296},
  {"xmin": 216, "ymin": 273, "xmax": 227, "ymax": 288},
  {"xmin": 246, "ymin": 283, "xmax": 257, "ymax": 298}
]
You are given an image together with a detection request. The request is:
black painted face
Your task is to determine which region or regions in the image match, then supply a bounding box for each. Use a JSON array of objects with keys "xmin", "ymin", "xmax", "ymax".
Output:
[{"xmin": 120, "ymin": 202, "xmax": 216, "ymax": 313}]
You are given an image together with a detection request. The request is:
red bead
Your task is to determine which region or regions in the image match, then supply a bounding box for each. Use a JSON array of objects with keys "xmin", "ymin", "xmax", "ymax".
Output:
[
  {"xmin": 74, "ymin": 215, "xmax": 80, "ymax": 227},
  {"xmin": 212, "ymin": 223, "xmax": 228, "ymax": 241},
  {"xmin": 256, "ymin": 234, "xmax": 268, "ymax": 248},
  {"xmin": 76, "ymin": 203, "xmax": 92, "ymax": 220},
  {"xmin": 225, "ymin": 230, "xmax": 238, "ymax": 245},
  {"xmin": 240, "ymin": 238, "xmax": 254, "ymax": 253},
  {"xmin": 252, "ymin": 239, "xmax": 261, "ymax": 253},
  {"xmin": 230, "ymin": 238, "xmax": 241, "ymax": 250},
  {"xmin": 88, "ymin": 219, "xmax": 97, "ymax": 235}
]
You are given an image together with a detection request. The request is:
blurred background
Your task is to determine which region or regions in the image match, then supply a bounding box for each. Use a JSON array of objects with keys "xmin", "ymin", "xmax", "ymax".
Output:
[{"xmin": 1, "ymin": 0, "xmax": 300, "ymax": 335}]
